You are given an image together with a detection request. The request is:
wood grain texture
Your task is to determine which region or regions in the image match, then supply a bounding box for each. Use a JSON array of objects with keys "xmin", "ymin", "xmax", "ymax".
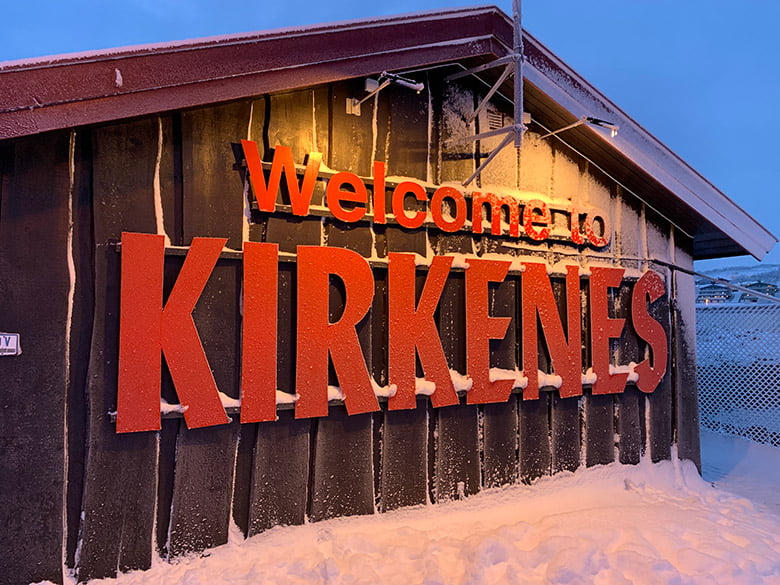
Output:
[
  {"xmin": 483, "ymin": 399, "xmax": 519, "ymax": 487},
  {"xmin": 585, "ymin": 393, "xmax": 615, "ymax": 467},
  {"xmin": 248, "ymin": 411, "xmax": 311, "ymax": 535},
  {"xmin": 0, "ymin": 133, "xmax": 71, "ymax": 585},
  {"xmin": 433, "ymin": 234, "xmax": 481, "ymax": 501},
  {"xmin": 156, "ymin": 418, "xmax": 179, "ymax": 558},
  {"xmin": 181, "ymin": 102, "xmax": 249, "ymax": 249},
  {"xmin": 326, "ymin": 219, "xmax": 374, "ymax": 257},
  {"xmin": 436, "ymin": 78, "xmax": 476, "ymax": 184},
  {"xmin": 435, "ymin": 401, "xmax": 481, "ymax": 501},
  {"xmin": 385, "ymin": 83, "xmax": 430, "ymax": 181},
  {"xmin": 164, "ymin": 107, "xmax": 246, "ymax": 556},
  {"xmin": 519, "ymin": 395, "xmax": 551, "ymax": 483},
  {"xmin": 581, "ymin": 261, "xmax": 615, "ymax": 468},
  {"xmin": 276, "ymin": 263, "xmax": 296, "ymax": 394},
  {"xmin": 376, "ymin": 270, "xmax": 429, "ymax": 510},
  {"xmin": 384, "ymin": 81, "xmax": 429, "ymax": 255},
  {"xmin": 65, "ymin": 130, "xmax": 95, "ymax": 569},
  {"xmin": 672, "ymin": 238, "xmax": 701, "ymax": 471},
  {"xmin": 232, "ymin": 423, "xmax": 258, "ymax": 537},
  {"xmin": 309, "ymin": 406, "xmax": 375, "ymax": 522},
  {"xmin": 329, "ymin": 81, "xmax": 374, "ymax": 176},
  {"xmin": 551, "ymin": 393, "xmax": 581, "ymax": 473},
  {"xmin": 266, "ymin": 217, "xmax": 322, "ymax": 254},
  {"xmin": 77, "ymin": 119, "xmax": 162, "ymax": 581},
  {"xmin": 614, "ymin": 197, "xmax": 644, "ymax": 465},
  {"xmin": 264, "ymin": 89, "xmax": 321, "ymax": 164},
  {"xmin": 646, "ymin": 214, "xmax": 673, "ymax": 463},
  {"xmin": 482, "ymin": 276, "xmax": 519, "ymax": 488},
  {"xmin": 156, "ymin": 256, "xmax": 186, "ymax": 557},
  {"xmin": 550, "ymin": 277, "xmax": 581, "ymax": 473},
  {"xmin": 617, "ymin": 387, "xmax": 643, "ymax": 465},
  {"xmin": 438, "ymin": 271, "xmax": 466, "ymax": 373},
  {"xmin": 381, "ymin": 404, "xmax": 429, "ymax": 511},
  {"xmin": 647, "ymin": 289, "xmax": 673, "ymax": 463},
  {"xmin": 167, "ymin": 420, "xmax": 240, "ymax": 556},
  {"xmin": 616, "ymin": 281, "xmax": 642, "ymax": 465}
]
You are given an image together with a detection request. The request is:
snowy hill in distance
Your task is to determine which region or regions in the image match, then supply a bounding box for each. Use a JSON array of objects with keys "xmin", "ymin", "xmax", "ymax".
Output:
[{"xmin": 698, "ymin": 263, "xmax": 780, "ymax": 287}]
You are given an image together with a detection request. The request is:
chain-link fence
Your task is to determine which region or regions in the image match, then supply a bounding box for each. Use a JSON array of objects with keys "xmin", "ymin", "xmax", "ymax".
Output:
[{"xmin": 696, "ymin": 303, "xmax": 780, "ymax": 446}]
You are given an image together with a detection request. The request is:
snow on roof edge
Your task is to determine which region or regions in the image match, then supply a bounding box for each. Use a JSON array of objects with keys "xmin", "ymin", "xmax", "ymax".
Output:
[{"xmin": 0, "ymin": 4, "xmax": 499, "ymax": 71}]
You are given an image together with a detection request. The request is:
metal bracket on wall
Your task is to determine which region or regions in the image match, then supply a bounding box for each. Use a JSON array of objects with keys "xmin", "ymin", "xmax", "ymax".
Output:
[
  {"xmin": 445, "ymin": 0, "xmax": 525, "ymax": 187},
  {"xmin": 347, "ymin": 72, "xmax": 425, "ymax": 116},
  {"xmin": 539, "ymin": 116, "xmax": 620, "ymax": 140}
]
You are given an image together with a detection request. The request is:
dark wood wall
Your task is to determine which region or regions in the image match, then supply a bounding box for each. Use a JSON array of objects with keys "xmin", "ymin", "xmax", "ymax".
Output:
[
  {"xmin": 0, "ymin": 74, "xmax": 700, "ymax": 585},
  {"xmin": 0, "ymin": 133, "xmax": 72, "ymax": 585}
]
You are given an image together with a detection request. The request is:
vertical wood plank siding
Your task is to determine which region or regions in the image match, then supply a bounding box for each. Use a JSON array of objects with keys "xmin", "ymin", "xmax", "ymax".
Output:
[
  {"xmin": 164, "ymin": 103, "xmax": 248, "ymax": 558},
  {"xmin": 76, "ymin": 120, "xmax": 161, "ymax": 582},
  {"xmin": 0, "ymin": 133, "xmax": 71, "ymax": 585}
]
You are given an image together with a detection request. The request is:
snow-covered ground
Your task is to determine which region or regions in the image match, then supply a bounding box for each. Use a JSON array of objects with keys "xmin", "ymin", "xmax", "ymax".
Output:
[{"xmin": 53, "ymin": 430, "xmax": 780, "ymax": 585}]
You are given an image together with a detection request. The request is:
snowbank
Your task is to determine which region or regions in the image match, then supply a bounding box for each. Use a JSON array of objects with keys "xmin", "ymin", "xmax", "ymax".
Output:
[
  {"xmin": 53, "ymin": 443, "xmax": 780, "ymax": 585},
  {"xmin": 701, "ymin": 428, "xmax": 780, "ymax": 516}
]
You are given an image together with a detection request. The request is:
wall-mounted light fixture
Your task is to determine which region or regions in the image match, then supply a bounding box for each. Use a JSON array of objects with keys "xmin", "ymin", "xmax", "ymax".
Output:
[
  {"xmin": 347, "ymin": 71, "xmax": 425, "ymax": 116},
  {"xmin": 540, "ymin": 116, "xmax": 619, "ymax": 140}
]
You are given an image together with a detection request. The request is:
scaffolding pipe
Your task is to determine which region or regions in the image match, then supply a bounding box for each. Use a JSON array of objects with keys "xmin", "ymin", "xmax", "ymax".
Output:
[{"xmin": 513, "ymin": 0, "xmax": 524, "ymax": 148}]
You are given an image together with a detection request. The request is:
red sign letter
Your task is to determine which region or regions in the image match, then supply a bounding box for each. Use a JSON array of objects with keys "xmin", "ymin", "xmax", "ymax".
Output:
[
  {"xmin": 472, "ymin": 192, "xmax": 521, "ymax": 237},
  {"xmin": 392, "ymin": 181, "xmax": 428, "ymax": 229},
  {"xmin": 521, "ymin": 263, "xmax": 583, "ymax": 400},
  {"xmin": 522, "ymin": 200, "xmax": 551, "ymax": 241},
  {"xmin": 117, "ymin": 233, "xmax": 229, "ymax": 432},
  {"xmin": 466, "ymin": 258, "xmax": 513, "ymax": 404},
  {"xmin": 590, "ymin": 266, "xmax": 627, "ymax": 394},
  {"xmin": 632, "ymin": 270, "xmax": 668, "ymax": 393},
  {"xmin": 388, "ymin": 253, "xmax": 458, "ymax": 410},
  {"xmin": 296, "ymin": 246, "xmax": 378, "ymax": 418},
  {"xmin": 431, "ymin": 187, "xmax": 467, "ymax": 233},
  {"xmin": 241, "ymin": 242, "xmax": 279, "ymax": 423},
  {"xmin": 373, "ymin": 161, "xmax": 387, "ymax": 224},
  {"xmin": 585, "ymin": 209, "xmax": 611, "ymax": 248},
  {"xmin": 241, "ymin": 141, "xmax": 322, "ymax": 216},
  {"xmin": 327, "ymin": 172, "xmax": 368, "ymax": 223}
]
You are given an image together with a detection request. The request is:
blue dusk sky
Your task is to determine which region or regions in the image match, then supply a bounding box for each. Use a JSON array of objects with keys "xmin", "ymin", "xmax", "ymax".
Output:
[{"xmin": 3, "ymin": 0, "xmax": 778, "ymax": 269}]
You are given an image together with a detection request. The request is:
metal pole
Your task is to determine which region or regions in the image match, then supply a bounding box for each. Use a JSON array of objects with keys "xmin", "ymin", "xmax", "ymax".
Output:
[
  {"xmin": 462, "ymin": 132, "xmax": 516, "ymax": 187},
  {"xmin": 512, "ymin": 0, "xmax": 524, "ymax": 148}
]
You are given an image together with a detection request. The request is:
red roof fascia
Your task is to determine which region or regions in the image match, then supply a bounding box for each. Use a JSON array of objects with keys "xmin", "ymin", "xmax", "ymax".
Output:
[{"xmin": 0, "ymin": 7, "xmax": 511, "ymax": 140}]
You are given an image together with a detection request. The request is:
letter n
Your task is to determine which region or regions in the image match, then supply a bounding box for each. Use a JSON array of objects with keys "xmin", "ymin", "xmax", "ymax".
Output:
[
  {"xmin": 117, "ymin": 233, "xmax": 228, "ymax": 432},
  {"xmin": 522, "ymin": 263, "xmax": 582, "ymax": 400}
]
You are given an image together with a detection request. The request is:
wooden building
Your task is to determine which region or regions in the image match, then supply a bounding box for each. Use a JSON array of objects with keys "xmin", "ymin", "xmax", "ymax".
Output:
[{"xmin": 0, "ymin": 7, "xmax": 775, "ymax": 585}]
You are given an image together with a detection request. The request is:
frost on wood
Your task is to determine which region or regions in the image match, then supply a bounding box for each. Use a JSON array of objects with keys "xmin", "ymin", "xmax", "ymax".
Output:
[
  {"xmin": 477, "ymin": 104, "xmax": 517, "ymax": 188},
  {"xmin": 439, "ymin": 83, "xmax": 475, "ymax": 184}
]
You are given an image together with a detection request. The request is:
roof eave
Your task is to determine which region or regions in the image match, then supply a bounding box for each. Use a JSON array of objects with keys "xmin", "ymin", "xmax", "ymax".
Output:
[{"xmin": 0, "ymin": 6, "xmax": 506, "ymax": 140}]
